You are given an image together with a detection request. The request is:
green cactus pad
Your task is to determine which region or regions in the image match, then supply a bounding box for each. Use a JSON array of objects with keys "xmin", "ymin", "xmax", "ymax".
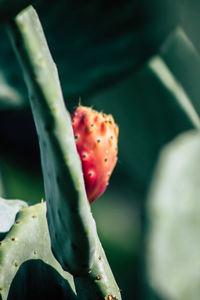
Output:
[
  {"xmin": 147, "ymin": 130, "xmax": 200, "ymax": 300},
  {"xmin": 8, "ymin": 5, "xmax": 97, "ymax": 275},
  {"xmin": 74, "ymin": 237, "xmax": 122, "ymax": 300},
  {"xmin": 8, "ymin": 5, "xmax": 122, "ymax": 297},
  {"xmin": 0, "ymin": 201, "xmax": 76, "ymax": 300}
]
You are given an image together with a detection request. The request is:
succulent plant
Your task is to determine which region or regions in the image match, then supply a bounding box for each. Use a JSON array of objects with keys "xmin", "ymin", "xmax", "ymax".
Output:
[
  {"xmin": 0, "ymin": 4, "xmax": 122, "ymax": 300},
  {"xmin": 1, "ymin": 1, "xmax": 200, "ymax": 300}
]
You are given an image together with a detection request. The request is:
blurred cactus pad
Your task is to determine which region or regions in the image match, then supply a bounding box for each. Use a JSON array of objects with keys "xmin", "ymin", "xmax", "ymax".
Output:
[{"xmin": 1, "ymin": 1, "xmax": 200, "ymax": 299}]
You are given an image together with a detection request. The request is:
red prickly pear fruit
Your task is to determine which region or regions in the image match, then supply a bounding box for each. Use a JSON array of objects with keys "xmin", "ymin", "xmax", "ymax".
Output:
[{"xmin": 71, "ymin": 105, "xmax": 119, "ymax": 203}]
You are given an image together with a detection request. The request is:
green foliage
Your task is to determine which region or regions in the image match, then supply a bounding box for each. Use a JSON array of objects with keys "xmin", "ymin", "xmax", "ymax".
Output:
[
  {"xmin": 160, "ymin": 27, "xmax": 200, "ymax": 117},
  {"xmin": 147, "ymin": 131, "xmax": 200, "ymax": 300},
  {"xmin": 8, "ymin": 6, "xmax": 97, "ymax": 276},
  {"xmin": 0, "ymin": 1, "xmax": 200, "ymax": 299},
  {"xmin": 6, "ymin": 5, "xmax": 121, "ymax": 299},
  {"xmin": 0, "ymin": 0, "xmax": 179, "ymax": 110},
  {"xmin": 0, "ymin": 201, "xmax": 76, "ymax": 300},
  {"xmin": 87, "ymin": 54, "xmax": 198, "ymax": 191}
]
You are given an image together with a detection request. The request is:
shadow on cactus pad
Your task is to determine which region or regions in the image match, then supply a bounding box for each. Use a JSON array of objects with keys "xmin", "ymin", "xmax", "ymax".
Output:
[{"xmin": 8, "ymin": 260, "xmax": 77, "ymax": 300}]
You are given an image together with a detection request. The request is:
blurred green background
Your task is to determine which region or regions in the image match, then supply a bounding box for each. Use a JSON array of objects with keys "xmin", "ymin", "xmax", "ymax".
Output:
[{"xmin": 1, "ymin": 1, "xmax": 200, "ymax": 299}]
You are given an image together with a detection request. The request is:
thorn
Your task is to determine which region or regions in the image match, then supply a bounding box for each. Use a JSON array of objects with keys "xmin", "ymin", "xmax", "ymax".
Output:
[{"xmin": 105, "ymin": 295, "xmax": 117, "ymax": 300}]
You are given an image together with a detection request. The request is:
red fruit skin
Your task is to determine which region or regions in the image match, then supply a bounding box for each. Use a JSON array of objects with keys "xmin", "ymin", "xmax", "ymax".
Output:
[{"xmin": 71, "ymin": 106, "xmax": 119, "ymax": 203}]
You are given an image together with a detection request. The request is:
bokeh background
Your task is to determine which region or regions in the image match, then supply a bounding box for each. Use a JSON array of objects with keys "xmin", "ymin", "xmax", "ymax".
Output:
[{"xmin": 1, "ymin": 1, "xmax": 200, "ymax": 299}]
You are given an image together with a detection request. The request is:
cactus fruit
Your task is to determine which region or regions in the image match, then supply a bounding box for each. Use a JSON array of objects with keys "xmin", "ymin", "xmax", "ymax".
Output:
[{"xmin": 71, "ymin": 106, "xmax": 119, "ymax": 203}]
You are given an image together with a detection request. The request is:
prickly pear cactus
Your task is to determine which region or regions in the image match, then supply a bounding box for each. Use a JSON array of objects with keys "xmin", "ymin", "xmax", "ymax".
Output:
[
  {"xmin": 71, "ymin": 105, "xmax": 119, "ymax": 203},
  {"xmin": 0, "ymin": 199, "xmax": 76, "ymax": 300},
  {"xmin": 6, "ymin": 5, "xmax": 121, "ymax": 300}
]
